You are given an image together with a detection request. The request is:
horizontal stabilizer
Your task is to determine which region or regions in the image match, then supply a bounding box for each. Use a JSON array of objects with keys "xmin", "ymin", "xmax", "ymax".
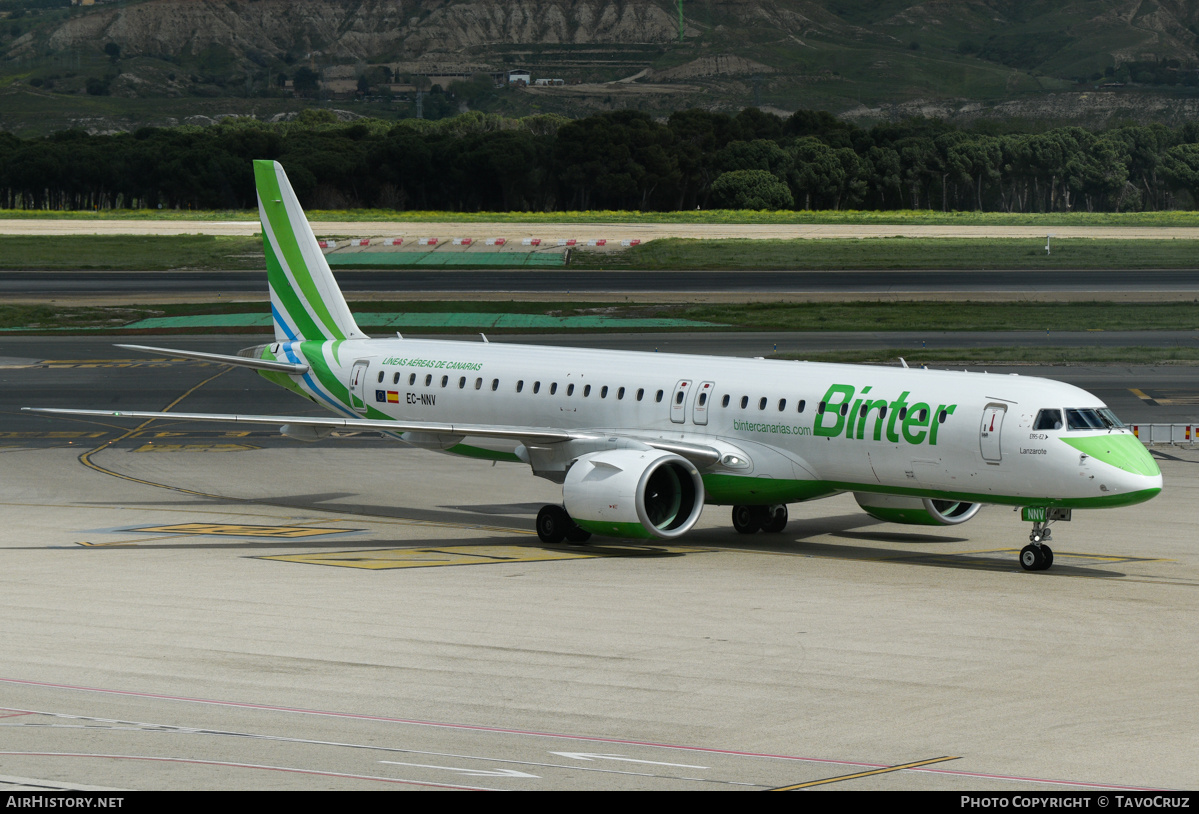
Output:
[{"xmin": 114, "ymin": 344, "xmax": 309, "ymax": 374}]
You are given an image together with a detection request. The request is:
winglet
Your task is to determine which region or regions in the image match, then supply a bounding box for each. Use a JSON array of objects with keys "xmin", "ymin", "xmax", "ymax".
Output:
[{"xmin": 254, "ymin": 160, "xmax": 366, "ymax": 343}]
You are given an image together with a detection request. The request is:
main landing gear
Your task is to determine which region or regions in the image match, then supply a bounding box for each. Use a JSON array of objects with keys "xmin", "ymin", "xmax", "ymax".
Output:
[
  {"xmin": 1019, "ymin": 522, "xmax": 1054, "ymax": 572},
  {"xmin": 536, "ymin": 505, "xmax": 591, "ymax": 545},
  {"xmin": 731, "ymin": 505, "xmax": 788, "ymax": 534}
]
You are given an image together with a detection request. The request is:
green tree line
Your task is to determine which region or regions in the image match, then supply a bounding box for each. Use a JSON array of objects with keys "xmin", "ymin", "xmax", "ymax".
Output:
[{"xmin": 4, "ymin": 107, "xmax": 1199, "ymax": 212}]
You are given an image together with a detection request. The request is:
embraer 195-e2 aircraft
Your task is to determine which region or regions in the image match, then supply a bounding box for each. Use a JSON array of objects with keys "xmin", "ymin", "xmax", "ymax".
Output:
[{"xmin": 28, "ymin": 161, "xmax": 1163, "ymax": 571}]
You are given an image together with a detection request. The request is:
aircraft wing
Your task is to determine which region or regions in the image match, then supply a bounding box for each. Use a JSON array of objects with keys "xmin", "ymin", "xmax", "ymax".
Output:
[
  {"xmin": 22, "ymin": 407, "xmax": 723, "ymax": 466},
  {"xmin": 24, "ymin": 407, "xmax": 578, "ymax": 445}
]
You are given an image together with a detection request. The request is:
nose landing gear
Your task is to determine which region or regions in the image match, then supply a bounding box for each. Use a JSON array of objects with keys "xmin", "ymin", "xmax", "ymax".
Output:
[{"xmin": 1018, "ymin": 510, "xmax": 1067, "ymax": 571}]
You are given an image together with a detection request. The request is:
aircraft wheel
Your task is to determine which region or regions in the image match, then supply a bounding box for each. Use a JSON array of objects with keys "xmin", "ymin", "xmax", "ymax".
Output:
[
  {"xmin": 565, "ymin": 523, "xmax": 592, "ymax": 544},
  {"xmin": 762, "ymin": 505, "xmax": 788, "ymax": 533},
  {"xmin": 1019, "ymin": 544, "xmax": 1045, "ymax": 572},
  {"xmin": 732, "ymin": 505, "xmax": 761, "ymax": 534},
  {"xmin": 1041, "ymin": 544, "xmax": 1054, "ymax": 570},
  {"xmin": 536, "ymin": 505, "xmax": 570, "ymax": 545}
]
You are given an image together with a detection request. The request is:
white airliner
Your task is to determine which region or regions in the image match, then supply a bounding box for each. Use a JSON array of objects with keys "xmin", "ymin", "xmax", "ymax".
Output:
[{"xmin": 28, "ymin": 160, "xmax": 1162, "ymax": 571}]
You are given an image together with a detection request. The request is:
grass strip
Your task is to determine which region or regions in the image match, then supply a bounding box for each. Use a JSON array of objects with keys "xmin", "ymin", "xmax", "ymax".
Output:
[
  {"xmin": 577, "ymin": 237, "xmax": 1199, "ymax": 270},
  {"xmin": 0, "ymin": 235, "xmax": 264, "ymax": 270}
]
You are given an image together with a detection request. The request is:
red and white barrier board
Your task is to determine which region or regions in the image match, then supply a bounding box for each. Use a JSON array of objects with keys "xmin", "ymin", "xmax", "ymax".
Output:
[{"xmin": 349, "ymin": 238, "xmax": 370, "ymax": 247}]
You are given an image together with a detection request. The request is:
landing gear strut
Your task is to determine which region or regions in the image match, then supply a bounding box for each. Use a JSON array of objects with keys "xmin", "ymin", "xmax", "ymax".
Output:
[
  {"xmin": 1019, "ymin": 521, "xmax": 1054, "ymax": 571},
  {"xmin": 732, "ymin": 505, "xmax": 788, "ymax": 534},
  {"xmin": 536, "ymin": 505, "xmax": 591, "ymax": 545}
]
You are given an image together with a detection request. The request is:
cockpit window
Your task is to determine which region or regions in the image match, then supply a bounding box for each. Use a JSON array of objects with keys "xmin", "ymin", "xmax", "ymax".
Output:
[
  {"xmin": 1066, "ymin": 408, "xmax": 1108, "ymax": 430},
  {"xmin": 1034, "ymin": 409, "xmax": 1063, "ymax": 430},
  {"xmin": 1098, "ymin": 408, "xmax": 1125, "ymax": 428}
]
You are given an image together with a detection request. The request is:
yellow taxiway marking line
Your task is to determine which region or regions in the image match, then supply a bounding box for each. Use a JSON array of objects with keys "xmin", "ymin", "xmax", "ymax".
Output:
[
  {"xmin": 78, "ymin": 534, "xmax": 191, "ymax": 547},
  {"xmin": 260, "ymin": 543, "xmax": 704, "ymax": 569},
  {"xmin": 131, "ymin": 443, "xmax": 260, "ymax": 453},
  {"xmin": 771, "ymin": 755, "xmax": 960, "ymax": 790},
  {"xmin": 131, "ymin": 523, "xmax": 358, "ymax": 538},
  {"xmin": 77, "ymin": 367, "xmax": 235, "ymax": 500}
]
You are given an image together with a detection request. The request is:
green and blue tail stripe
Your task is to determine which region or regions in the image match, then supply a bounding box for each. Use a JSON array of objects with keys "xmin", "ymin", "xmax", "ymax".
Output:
[{"xmin": 254, "ymin": 160, "xmax": 366, "ymax": 344}]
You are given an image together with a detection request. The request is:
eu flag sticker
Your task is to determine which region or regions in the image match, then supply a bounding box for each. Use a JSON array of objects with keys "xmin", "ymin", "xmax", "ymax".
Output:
[{"xmin": 376, "ymin": 390, "xmax": 386, "ymax": 402}]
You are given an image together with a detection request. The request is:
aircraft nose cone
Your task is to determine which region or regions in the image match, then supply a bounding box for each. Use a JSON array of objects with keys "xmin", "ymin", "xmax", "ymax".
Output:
[{"xmin": 1062, "ymin": 433, "xmax": 1162, "ymax": 506}]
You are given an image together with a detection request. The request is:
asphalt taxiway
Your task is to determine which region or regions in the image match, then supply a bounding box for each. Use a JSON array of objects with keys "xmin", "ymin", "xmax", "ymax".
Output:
[{"xmin": 2, "ymin": 336, "xmax": 1199, "ymax": 791}]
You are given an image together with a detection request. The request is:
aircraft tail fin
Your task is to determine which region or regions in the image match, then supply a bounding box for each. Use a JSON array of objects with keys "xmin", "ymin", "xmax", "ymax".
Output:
[{"xmin": 254, "ymin": 160, "xmax": 366, "ymax": 343}]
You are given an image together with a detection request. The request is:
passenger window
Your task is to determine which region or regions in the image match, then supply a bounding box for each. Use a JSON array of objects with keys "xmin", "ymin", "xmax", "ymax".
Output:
[
  {"xmin": 637, "ymin": 388, "xmax": 644, "ymax": 401},
  {"xmin": 533, "ymin": 381, "xmax": 541, "ymax": 394},
  {"xmin": 698, "ymin": 393, "xmax": 707, "ymax": 406},
  {"xmin": 618, "ymin": 387, "xmax": 625, "ymax": 400},
  {"xmin": 840, "ymin": 403, "xmax": 849, "ymax": 417},
  {"xmin": 516, "ymin": 380, "xmax": 524, "ymax": 393},
  {"xmin": 656, "ymin": 390, "xmax": 664, "ymax": 403},
  {"xmin": 459, "ymin": 377, "xmax": 466, "ymax": 389},
  {"xmin": 1034, "ymin": 409, "xmax": 1063, "ymax": 430},
  {"xmin": 740, "ymin": 396, "xmax": 749, "ymax": 409},
  {"xmin": 797, "ymin": 399, "xmax": 806, "ymax": 413},
  {"xmin": 567, "ymin": 384, "xmax": 574, "ymax": 396},
  {"xmin": 778, "ymin": 399, "xmax": 786, "ymax": 411},
  {"xmin": 441, "ymin": 375, "xmax": 448, "ymax": 387},
  {"xmin": 425, "ymin": 374, "xmax": 432, "ymax": 386},
  {"xmin": 491, "ymin": 379, "xmax": 499, "ymax": 391},
  {"xmin": 675, "ymin": 391, "xmax": 685, "ymax": 405},
  {"xmin": 475, "ymin": 377, "xmax": 483, "ymax": 390},
  {"xmin": 818, "ymin": 401, "xmax": 826, "ymax": 414},
  {"xmin": 409, "ymin": 373, "xmax": 416, "ymax": 386},
  {"xmin": 550, "ymin": 383, "xmax": 558, "ymax": 395},
  {"xmin": 722, "ymin": 394, "xmax": 730, "ymax": 408},
  {"xmin": 377, "ymin": 371, "xmax": 385, "ymax": 383},
  {"xmin": 758, "ymin": 397, "xmax": 767, "ymax": 410},
  {"xmin": 393, "ymin": 372, "xmax": 400, "ymax": 385},
  {"xmin": 601, "ymin": 386, "xmax": 608, "ymax": 398},
  {"xmin": 584, "ymin": 385, "xmax": 591, "ymax": 397}
]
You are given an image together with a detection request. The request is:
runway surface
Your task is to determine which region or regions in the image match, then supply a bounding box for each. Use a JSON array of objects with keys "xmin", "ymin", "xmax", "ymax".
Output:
[
  {"xmin": 3, "ymin": 334, "xmax": 1199, "ymax": 790},
  {"xmin": 6, "ymin": 268, "xmax": 1199, "ymax": 299}
]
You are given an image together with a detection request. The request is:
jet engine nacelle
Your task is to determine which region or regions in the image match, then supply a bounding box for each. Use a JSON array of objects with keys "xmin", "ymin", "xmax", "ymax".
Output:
[
  {"xmin": 854, "ymin": 493, "xmax": 982, "ymax": 526},
  {"xmin": 563, "ymin": 449, "xmax": 704, "ymax": 540}
]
